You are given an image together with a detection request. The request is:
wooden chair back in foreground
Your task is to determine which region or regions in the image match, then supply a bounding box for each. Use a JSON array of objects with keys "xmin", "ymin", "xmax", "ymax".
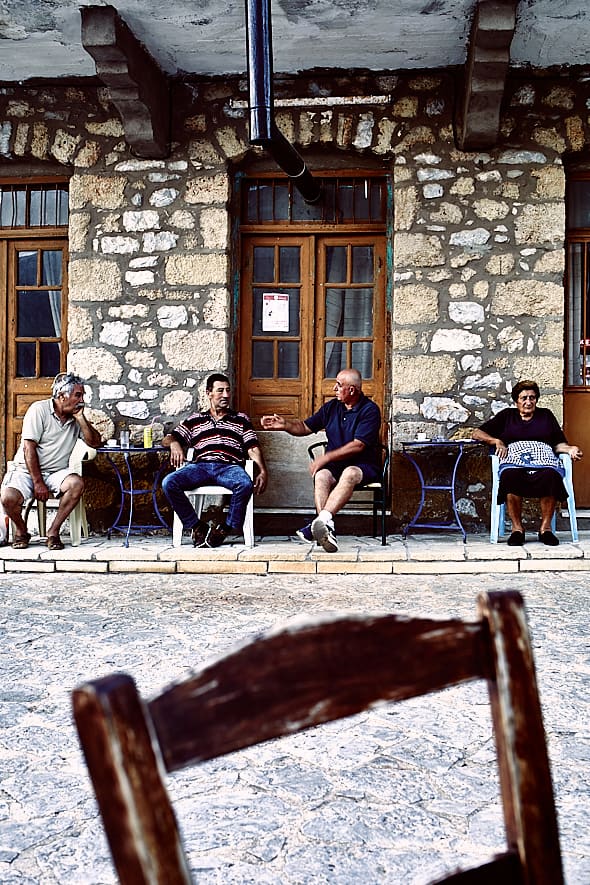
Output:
[{"xmin": 72, "ymin": 591, "xmax": 563, "ymax": 885}]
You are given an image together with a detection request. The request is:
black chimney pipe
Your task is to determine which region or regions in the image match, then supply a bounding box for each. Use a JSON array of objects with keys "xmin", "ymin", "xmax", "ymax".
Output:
[{"xmin": 245, "ymin": 0, "xmax": 321, "ymax": 204}]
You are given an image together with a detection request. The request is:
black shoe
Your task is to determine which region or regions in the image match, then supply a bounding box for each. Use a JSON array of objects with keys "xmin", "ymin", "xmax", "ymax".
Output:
[
  {"xmin": 507, "ymin": 531, "xmax": 525, "ymax": 546},
  {"xmin": 538, "ymin": 530, "xmax": 559, "ymax": 546},
  {"xmin": 191, "ymin": 521, "xmax": 209, "ymax": 547},
  {"xmin": 205, "ymin": 523, "xmax": 232, "ymax": 548}
]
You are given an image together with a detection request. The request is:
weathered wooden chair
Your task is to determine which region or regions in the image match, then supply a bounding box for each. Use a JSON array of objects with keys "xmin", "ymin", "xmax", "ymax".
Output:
[{"xmin": 72, "ymin": 591, "xmax": 563, "ymax": 885}]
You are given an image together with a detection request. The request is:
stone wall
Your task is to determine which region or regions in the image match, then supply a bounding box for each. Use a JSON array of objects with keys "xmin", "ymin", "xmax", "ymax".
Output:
[{"xmin": 0, "ymin": 70, "xmax": 589, "ymax": 528}]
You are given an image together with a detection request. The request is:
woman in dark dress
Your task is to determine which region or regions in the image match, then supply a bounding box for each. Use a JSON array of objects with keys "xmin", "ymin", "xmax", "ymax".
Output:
[{"xmin": 472, "ymin": 380, "xmax": 583, "ymax": 546}]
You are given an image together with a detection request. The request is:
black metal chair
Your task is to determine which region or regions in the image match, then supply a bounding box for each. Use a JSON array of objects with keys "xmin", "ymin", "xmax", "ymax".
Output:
[{"xmin": 308, "ymin": 441, "xmax": 390, "ymax": 544}]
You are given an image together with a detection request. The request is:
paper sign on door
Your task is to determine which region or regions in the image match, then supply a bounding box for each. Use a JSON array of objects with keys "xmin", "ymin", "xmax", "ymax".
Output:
[{"xmin": 262, "ymin": 292, "xmax": 289, "ymax": 332}]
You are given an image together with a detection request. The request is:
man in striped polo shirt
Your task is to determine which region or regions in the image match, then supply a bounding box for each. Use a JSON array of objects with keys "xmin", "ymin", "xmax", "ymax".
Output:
[{"xmin": 162, "ymin": 374, "xmax": 267, "ymax": 547}]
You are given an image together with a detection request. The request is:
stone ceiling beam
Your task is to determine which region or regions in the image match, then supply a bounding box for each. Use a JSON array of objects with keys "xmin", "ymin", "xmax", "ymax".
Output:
[
  {"xmin": 456, "ymin": 0, "xmax": 518, "ymax": 151},
  {"xmin": 81, "ymin": 5, "xmax": 170, "ymax": 159}
]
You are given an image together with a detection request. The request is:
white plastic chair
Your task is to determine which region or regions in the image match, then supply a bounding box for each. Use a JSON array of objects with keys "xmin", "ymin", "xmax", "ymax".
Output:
[
  {"xmin": 490, "ymin": 452, "xmax": 578, "ymax": 543},
  {"xmin": 172, "ymin": 457, "xmax": 255, "ymax": 548},
  {"xmin": 9, "ymin": 439, "xmax": 97, "ymax": 546}
]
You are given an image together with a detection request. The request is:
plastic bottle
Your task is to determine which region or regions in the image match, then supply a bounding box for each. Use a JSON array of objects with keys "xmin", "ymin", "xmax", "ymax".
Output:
[{"xmin": 143, "ymin": 426, "xmax": 153, "ymax": 448}]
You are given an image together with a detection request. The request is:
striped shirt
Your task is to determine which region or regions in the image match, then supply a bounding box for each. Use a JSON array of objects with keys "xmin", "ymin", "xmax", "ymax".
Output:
[{"xmin": 170, "ymin": 409, "xmax": 258, "ymax": 465}]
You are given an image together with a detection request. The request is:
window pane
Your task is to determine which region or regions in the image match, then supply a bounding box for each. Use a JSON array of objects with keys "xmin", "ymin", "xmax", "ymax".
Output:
[
  {"xmin": 42, "ymin": 251, "xmax": 62, "ymax": 285},
  {"xmin": 17, "ymin": 251, "xmax": 37, "ymax": 285},
  {"xmin": 291, "ymin": 187, "xmax": 323, "ymax": 221},
  {"xmin": 57, "ymin": 188, "xmax": 69, "ymax": 225},
  {"xmin": 253, "ymin": 248, "xmax": 275, "ymax": 283},
  {"xmin": 370, "ymin": 181, "xmax": 384, "ymax": 220},
  {"xmin": 325, "ymin": 246, "xmax": 347, "ymax": 283},
  {"xmin": 337, "ymin": 181, "xmax": 354, "ymax": 220},
  {"xmin": 0, "ymin": 188, "xmax": 25, "ymax": 226},
  {"xmin": 252, "ymin": 340, "xmax": 274, "ymax": 378},
  {"xmin": 246, "ymin": 185, "xmax": 258, "ymax": 223},
  {"xmin": 568, "ymin": 180, "xmax": 590, "ymax": 228},
  {"xmin": 354, "ymin": 181, "xmax": 370, "ymax": 220},
  {"xmin": 274, "ymin": 184, "xmax": 289, "ymax": 220},
  {"xmin": 17, "ymin": 341, "xmax": 36, "ymax": 377},
  {"xmin": 324, "ymin": 341, "xmax": 346, "ymax": 377},
  {"xmin": 351, "ymin": 246, "xmax": 373, "ymax": 283},
  {"xmin": 325, "ymin": 289, "xmax": 373, "ymax": 337},
  {"xmin": 279, "ymin": 247, "xmax": 300, "ymax": 283},
  {"xmin": 40, "ymin": 342, "xmax": 61, "ymax": 377},
  {"xmin": 278, "ymin": 342, "xmax": 299, "ymax": 378},
  {"xmin": 259, "ymin": 184, "xmax": 274, "ymax": 221},
  {"xmin": 18, "ymin": 291, "xmax": 62, "ymax": 337},
  {"xmin": 351, "ymin": 341, "xmax": 373, "ymax": 379}
]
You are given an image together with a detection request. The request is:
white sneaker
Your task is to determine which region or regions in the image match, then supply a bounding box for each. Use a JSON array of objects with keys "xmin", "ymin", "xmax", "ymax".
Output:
[{"xmin": 311, "ymin": 516, "xmax": 338, "ymax": 552}]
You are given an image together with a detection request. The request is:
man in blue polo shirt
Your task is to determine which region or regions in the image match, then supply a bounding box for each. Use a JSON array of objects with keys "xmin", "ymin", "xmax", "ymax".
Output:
[{"xmin": 261, "ymin": 368, "xmax": 381, "ymax": 552}]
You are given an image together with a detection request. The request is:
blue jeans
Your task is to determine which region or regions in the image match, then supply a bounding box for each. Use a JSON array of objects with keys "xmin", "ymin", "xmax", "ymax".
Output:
[{"xmin": 162, "ymin": 462, "xmax": 253, "ymax": 531}]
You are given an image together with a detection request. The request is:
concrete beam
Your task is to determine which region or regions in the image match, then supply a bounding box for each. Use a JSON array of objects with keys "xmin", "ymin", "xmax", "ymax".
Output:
[
  {"xmin": 456, "ymin": 0, "xmax": 518, "ymax": 151},
  {"xmin": 81, "ymin": 5, "xmax": 170, "ymax": 159}
]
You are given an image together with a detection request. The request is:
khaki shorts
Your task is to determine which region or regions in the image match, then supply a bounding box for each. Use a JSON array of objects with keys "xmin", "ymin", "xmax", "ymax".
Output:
[{"xmin": 1, "ymin": 466, "xmax": 73, "ymax": 500}]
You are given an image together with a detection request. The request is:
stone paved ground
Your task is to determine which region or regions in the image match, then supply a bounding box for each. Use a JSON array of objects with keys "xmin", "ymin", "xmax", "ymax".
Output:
[{"xmin": 0, "ymin": 570, "xmax": 588, "ymax": 884}]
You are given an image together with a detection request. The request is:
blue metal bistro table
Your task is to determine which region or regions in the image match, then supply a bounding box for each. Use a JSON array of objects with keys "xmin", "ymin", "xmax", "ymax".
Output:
[
  {"xmin": 98, "ymin": 446, "xmax": 171, "ymax": 547},
  {"xmin": 401, "ymin": 440, "xmax": 480, "ymax": 541}
]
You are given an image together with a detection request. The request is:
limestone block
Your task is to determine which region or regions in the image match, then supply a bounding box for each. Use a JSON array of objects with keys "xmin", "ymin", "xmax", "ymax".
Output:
[
  {"xmin": 170, "ymin": 210, "xmax": 196, "ymax": 229},
  {"xmin": 14, "ymin": 123, "xmax": 29, "ymax": 155},
  {"xmin": 463, "ymin": 371, "xmax": 503, "ymax": 390},
  {"xmin": 512, "ymin": 357, "xmax": 563, "ymax": 391},
  {"xmin": 392, "ymin": 329, "xmax": 417, "ymax": 350},
  {"xmin": 391, "ymin": 397, "xmax": 419, "ymax": 415},
  {"xmin": 423, "ymin": 183, "xmax": 443, "ymax": 199},
  {"xmin": 147, "ymin": 373, "xmax": 176, "ymax": 388},
  {"xmin": 165, "ymin": 253, "xmax": 227, "ymax": 286},
  {"xmin": 320, "ymin": 109, "xmax": 333, "ymax": 143},
  {"xmin": 125, "ymin": 350, "xmax": 157, "ymax": 369},
  {"xmin": 99, "ymin": 322, "xmax": 131, "ymax": 347},
  {"xmin": 136, "ymin": 328, "xmax": 157, "ymax": 347},
  {"xmin": 101, "ymin": 236, "xmax": 140, "ymax": 255},
  {"xmin": 68, "ymin": 347, "xmax": 123, "ymax": 382},
  {"xmin": 431, "ymin": 329, "xmax": 482, "ymax": 352},
  {"xmin": 31, "ymin": 122, "xmax": 49, "ymax": 159},
  {"xmin": 299, "ymin": 111, "xmax": 316, "ymax": 146},
  {"xmin": 498, "ymin": 150, "xmax": 546, "ymax": 164},
  {"xmin": 117, "ymin": 401, "xmax": 150, "ymax": 420},
  {"xmin": 515, "ymin": 203, "xmax": 565, "ymax": 245},
  {"xmin": 69, "ymin": 259, "xmax": 122, "ymax": 302},
  {"xmin": 337, "ymin": 114, "xmax": 354, "ymax": 148},
  {"xmin": 125, "ymin": 270, "xmax": 154, "ymax": 287},
  {"xmin": 109, "ymin": 304, "xmax": 150, "ymax": 318},
  {"xmin": 449, "ymin": 228, "xmax": 491, "ymax": 248},
  {"xmin": 394, "ymin": 233, "xmax": 445, "ymax": 268},
  {"xmin": 99, "ymin": 385, "xmax": 126, "ymax": 399},
  {"xmin": 201, "ymin": 207, "xmax": 229, "ymax": 249},
  {"xmin": 485, "ymin": 254, "xmax": 515, "ymax": 275},
  {"xmin": 161, "ymin": 390, "xmax": 194, "ymax": 416},
  {"xmin": 532, "ymin": 127, "xmax": 566, "ymax": 154},
  {"xmin": 69, "ymin": 213, "xmax": 91, "ymax": 252},
  {"xmin": 185, "ymin": 174, "xmax": 229, "ymax": 205},
  {"xmin": 74, "ymin": 141, "xmax": 101, "ymax": 168},
  {"xmin": 497, "ymin": 326, "xmax": 524, "ymax": 353},
  {"xmin": 393, "ymin": 355, "xmax": 456, "ymax": 394},
  {"xmin": 543, "ymin": 86, "xmax": 575, "ymax": 109},
  {"xmin": 531, "ymin": 166, "xmax": 565, "ymax": 200},
  {"xmin": 533, "ymin": 249, "xmax": 564, "ymax": 274},
  {"xmin": 188, "ymin": 140, "xmax": 223, "ymax": 167},
  {"xmin": 162, "ymin": 329, "xmax": 227, "ymax": 371},
  {"xmin": 430, "ymin": 202, "xmax": 463, "ymax": 224},
  {"xmin": 473, "ymin": 199, "xmax": 509, "ymax": 221},
  {"xmin": 275, "ymin": 112, "xmax": 296, "ymax": 142},
  {"xmin": 394, "ymin": 186, "xmax": 419, "ymax": 231},
  {"xmin": 448, "ymin": 302, "xmax": 484, "ymax": 324},
  {"xmin": 374, "ymin": 118, "xmax": 395, "ymax": 155},
  {"xmin": 393, "ymin": 126, "xmax": 435, "ymax": 153},
  {"xmin": 149, "ymin": 188, "xmax": 178, "ymax": 208},
  {"xmin": 393, "ymin": 97, "xmax": 418, "ymax": 117},
  {"xmin": 538, "ymin": 322, "xmax": 565, "ymax": 353},
  {"xmin": 70, "ymin": 174, "xmax": 127, "ymax": 210},
  {"xmin": 492, "ymin": 280, "xmax": 563, "ymax": 317},
  {"xmin": 123, "ymin": 210, "xmax": 160, "ymax": 232},
  {"xmin": 393, "ymin": 284, "xmax": 439, "ymax": 324},
  {"xmin": 68, "ymin": 305, "xmax": 94, "ymax": 344},
  {"xmin": 566, "ymin": 116, "xmax": 585, "ymax": 152},
  {"xmin": 203, "ymin": 289, "xmax": 230, "ymax": 327},
  {"xmin": 450, "ymin": 177, "xmax": 474, "ymax": 195},
  {"xmin": 157, "ymin": 306, "xmax": 188, "ymax": 329},
  {"xmin": 143, "ymin": 231, "xmax": 178, "ymax": 252},
  {"xmin": 420, "ymin": 397, "xmax": 469, "ymax": 423},
  {"xmin": 51, "ymin": 129, "xmax": 80, "ymax": 164},
  {"xmin": 86, "ymin": 119, "xmax": 125, "ymax": 136}
]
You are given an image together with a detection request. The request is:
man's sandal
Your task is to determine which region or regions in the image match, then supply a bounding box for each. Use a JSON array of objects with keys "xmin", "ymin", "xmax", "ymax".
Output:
[
  {"xmin": 12, "ymin": 532, "xmax": 31, "ymax": 550},
  {"xmin": 46, "ymin": 536, "xmax": 65, "ymax": 551}
]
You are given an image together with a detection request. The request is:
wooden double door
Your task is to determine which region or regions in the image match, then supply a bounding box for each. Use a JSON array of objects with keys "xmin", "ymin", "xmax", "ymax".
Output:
[
  {"xmin": 239, "ymin": 233, "xmax": 386, "ymax": 426},
  {"xmin": 1, "ymin": 236, "xmax": 68, "ymax": 464}
]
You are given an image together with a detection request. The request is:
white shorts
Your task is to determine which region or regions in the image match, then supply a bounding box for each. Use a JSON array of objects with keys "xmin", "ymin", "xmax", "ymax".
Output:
[{"xmin": 1, "ymin": 466, "xmax": 73, "ymax": 500}]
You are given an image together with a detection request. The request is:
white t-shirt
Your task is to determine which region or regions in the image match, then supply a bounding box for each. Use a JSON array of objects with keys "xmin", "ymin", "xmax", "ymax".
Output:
[{"xmin": 13, "ymin": 399, "xmax": 82, "ymax": 475}]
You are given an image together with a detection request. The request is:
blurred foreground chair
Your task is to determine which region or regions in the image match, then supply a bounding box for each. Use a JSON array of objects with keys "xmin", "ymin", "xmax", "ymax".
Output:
[
  {"xmin": 72, "ymin": 591, "xmax": 563, "ymax": 885},
  {"xmin": 171, "ymin": 453, "xmax": 254, "ymax": 547},
  {"xmin": 9, "ymin": 439, "xmax": 97, "ymax": 546},
  {"xmin": 490, "ymin": 452, "xmax": 578, "ymax": 543},
  {"xmin": 308, "ymin": 441, "xmax": 390, "ymax": 545}
]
